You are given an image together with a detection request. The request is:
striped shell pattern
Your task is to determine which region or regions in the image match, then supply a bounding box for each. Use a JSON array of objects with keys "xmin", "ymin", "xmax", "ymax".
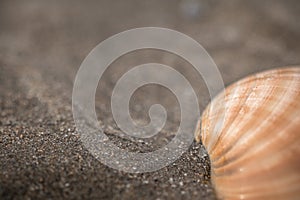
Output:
[{"xmin": 195, "ymin": 67, "xmax": 300, "ymax": 200}]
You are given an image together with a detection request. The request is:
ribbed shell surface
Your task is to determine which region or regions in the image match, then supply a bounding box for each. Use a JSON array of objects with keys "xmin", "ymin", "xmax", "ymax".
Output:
[{"xmin": 195, "ymin": 67, "xmax": 300, "ymax": 200}]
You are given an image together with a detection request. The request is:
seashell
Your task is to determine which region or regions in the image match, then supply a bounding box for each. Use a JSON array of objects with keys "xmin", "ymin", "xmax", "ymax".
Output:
[{"xmin": 195, "ymin": 67, "xmax": 300, "ymax": 200}]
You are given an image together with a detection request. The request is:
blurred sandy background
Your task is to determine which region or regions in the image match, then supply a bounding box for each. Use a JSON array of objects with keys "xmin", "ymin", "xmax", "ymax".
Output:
[{"xmin": 0, "ymin": 0, "xmax": 299, "ymax": 199}]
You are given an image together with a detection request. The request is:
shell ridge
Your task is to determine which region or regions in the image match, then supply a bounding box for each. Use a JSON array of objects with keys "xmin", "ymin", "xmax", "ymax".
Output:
[
  {"xmin": 208, "ymin": 79, "xmax": 258, "ymax": 156},
  {"xmin": 196, "ymin": 67, "xmax": 300, "ymax": 200},
  {"xmin": 213, "ymin": 71, "xmax": 300, "ymax": 168}
]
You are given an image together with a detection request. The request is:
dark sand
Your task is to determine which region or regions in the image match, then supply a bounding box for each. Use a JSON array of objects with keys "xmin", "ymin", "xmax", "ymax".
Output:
[{"xmin": 0, "ymin": 0, "xmax": 300, "ymax": 199}]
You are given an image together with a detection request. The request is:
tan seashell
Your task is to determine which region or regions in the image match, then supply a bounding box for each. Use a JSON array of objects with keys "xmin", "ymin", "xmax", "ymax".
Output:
[{"xmin": 195, "ymin": 67, "xmax": 300, "ymax": 200}]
